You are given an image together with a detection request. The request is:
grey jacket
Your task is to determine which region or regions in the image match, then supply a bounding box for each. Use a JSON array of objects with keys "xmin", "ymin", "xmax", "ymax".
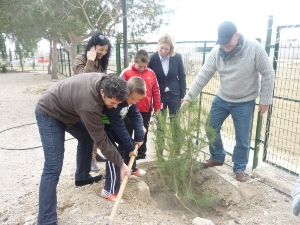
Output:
[{"xmin": 184, "ymin": 38, "xmax": 275, "ymax": 105}]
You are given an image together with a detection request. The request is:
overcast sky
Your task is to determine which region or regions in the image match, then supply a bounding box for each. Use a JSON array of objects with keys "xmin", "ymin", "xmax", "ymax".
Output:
[{"xmin": 146, "ymin": 0, "xmax": 300, "ymax": 42}]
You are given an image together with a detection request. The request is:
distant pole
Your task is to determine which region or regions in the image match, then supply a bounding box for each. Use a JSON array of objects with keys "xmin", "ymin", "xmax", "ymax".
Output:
[{"xmin": 122, "ymin": 0, "xmax": 128, "ymax": 68}]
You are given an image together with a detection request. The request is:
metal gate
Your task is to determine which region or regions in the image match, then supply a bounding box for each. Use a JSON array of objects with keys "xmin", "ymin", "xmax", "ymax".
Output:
[{"xmin": 262, "ymin": 23, "xmax": 300, "ymax": 175}]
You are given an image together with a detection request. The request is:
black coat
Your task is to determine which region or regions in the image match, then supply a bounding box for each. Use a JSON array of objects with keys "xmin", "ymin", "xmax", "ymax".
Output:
[{"xmin": 148, "ymin": 52, "xmax": 186, "ymax": 99}]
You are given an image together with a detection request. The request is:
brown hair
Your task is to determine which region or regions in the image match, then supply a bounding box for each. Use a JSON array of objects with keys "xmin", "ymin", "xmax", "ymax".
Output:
[
  {"xmin": 127, "ymin": 76, "xmax": 146, "ymax": 96},
  {"xmin": 157, "ymin": 34, "xmax": 175, "ymax": 57},
  {"xmin": 134, "ymin": 49, "xmax": 150, "ymax": 64}
]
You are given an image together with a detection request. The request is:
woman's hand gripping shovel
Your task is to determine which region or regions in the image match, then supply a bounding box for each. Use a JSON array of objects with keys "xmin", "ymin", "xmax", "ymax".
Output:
[{"xmin": 105, "ymin": 144, "xmax": 139, "ymax": 225}]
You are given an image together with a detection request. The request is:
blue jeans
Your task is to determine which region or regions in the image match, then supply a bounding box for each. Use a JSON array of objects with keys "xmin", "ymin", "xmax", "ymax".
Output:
[
  {"xmin": 206, "ymin": 96, "xmax": 255, "ymax": 173},
  {"xmin": 35, "ymin": 106, "xmax": 93, "ymax": 225}
]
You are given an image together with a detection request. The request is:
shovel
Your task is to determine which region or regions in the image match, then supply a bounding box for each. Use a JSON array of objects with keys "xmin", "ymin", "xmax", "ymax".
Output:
[{"xmin": 105, "ymin": 144, "xmax": 139, "ymax": 225}]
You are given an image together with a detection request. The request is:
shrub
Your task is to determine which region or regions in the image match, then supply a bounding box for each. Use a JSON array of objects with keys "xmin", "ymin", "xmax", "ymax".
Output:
[{"xmin": 1, "ymin": 64, "xmax": 7, "ymax": 73}]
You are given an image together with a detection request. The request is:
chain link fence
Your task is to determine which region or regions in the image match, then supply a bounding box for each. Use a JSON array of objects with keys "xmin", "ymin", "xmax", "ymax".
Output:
[{"xmin": 0, "ymin": 51, "xmax": 50, "ymax": 72}]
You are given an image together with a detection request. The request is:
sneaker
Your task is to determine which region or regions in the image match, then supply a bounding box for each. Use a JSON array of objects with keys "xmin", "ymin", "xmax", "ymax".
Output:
[
  {"xmin": 131, "ymin": 168, "xmax": 147, "ymax": 177},
  {"xmin": 91, "ymin": 160, "xmax": 100, "ymax": 172},
  {"xmin": 100, "ymin": 188, "xmax": 124, "ymax": 204}
]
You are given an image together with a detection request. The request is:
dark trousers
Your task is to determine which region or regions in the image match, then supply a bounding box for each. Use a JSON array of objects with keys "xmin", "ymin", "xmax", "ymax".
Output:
[
  {"xmin": 104, "ymin": 125, "xmax": 136, "ymax": 194},
  {"xmin": 123, "ymin": 109, "xmax": 152, "ymax": 160},
  {"xmin": 158, "ymin": 91, "xmax": 181, "ymax": 154},
  {"xmin": 161, "ymin": 91, "xmax": 181, "ymax": 115}
]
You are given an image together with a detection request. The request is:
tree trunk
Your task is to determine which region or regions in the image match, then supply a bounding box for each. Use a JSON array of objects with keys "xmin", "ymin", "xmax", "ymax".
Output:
[
  {"xmin": 70, "ymin": 45, "xmax": 77, "ymax": 66},
  {"xmin": 47, "ymin": 40, "xmax": 52, "ymax": 74},
  {"xmin": 51, "ymin": 38, "xmax": 58, "ymax": 79}
]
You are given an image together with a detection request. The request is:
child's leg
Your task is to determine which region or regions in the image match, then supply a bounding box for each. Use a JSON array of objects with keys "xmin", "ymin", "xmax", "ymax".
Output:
[
  {"xmin": 137, "ymin": 110, "xmax": 152, "ymax": 160},
  {"xmin": 104, "ymin": 161, "xmax": 120, "ymax": 194},
  {"xmin": 123, "ymin": 146, "xmax": 137, "ymax": 172},
  {"xmin": 92, "ymin": 144, "xmax": 97, "ymax": 161}
]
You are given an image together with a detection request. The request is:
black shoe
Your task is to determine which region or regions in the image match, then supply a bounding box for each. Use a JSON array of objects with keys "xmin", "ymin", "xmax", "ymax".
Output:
[
  {"xmin": 75, "ymin": 175, "xmax": 103, "ymax": 187},
  {"xmin": 136, "ymin": 154, "xmax": 146, "ymax": 160}
]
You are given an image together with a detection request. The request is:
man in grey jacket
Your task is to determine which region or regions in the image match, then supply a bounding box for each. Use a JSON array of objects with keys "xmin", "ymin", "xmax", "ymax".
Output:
[
  {"xmin": 35, "ymin": 73, "xmax": 133, "ymax": 225},
  {"xmin": 182, "ymin": 21, "xmax": 275, "ymax": 182}
]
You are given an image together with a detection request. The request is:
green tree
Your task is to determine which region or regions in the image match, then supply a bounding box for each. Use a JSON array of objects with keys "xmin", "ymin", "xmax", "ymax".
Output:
[
  {"xmin": 0, "ymin": 0, "xmax": 43, "ymax": 71},
  {"xmin": 0, "ymin": 33, "xmax": 7, "ymax": 61},
  {"xmin": 1, "ymin": 0, "xmax": 173, "ymax": 78}
]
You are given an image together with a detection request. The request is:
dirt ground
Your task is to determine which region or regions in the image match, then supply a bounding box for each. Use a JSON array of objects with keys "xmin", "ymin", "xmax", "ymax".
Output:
[{"xmin": 0, "ymin": 71, "xmax": 299, "ymax": 225}]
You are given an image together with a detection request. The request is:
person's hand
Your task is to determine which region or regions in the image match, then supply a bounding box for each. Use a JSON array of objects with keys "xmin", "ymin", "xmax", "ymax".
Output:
[
  {"xmin": 142, "ymin": 126, "xmax": 147, "ymax": 134},
  {"xmin": 129, "ymin": 148, "xmax": 138, "ymax": 158},
  {"xmin": 181, "ymin": 100, "xmax": 190, "ymax": 109},
  {"xmin": 152, "ymin": 110, "xmax": 160, "ymax": 117},
  {"xmin": 135, "ymin": 141, "xmax": 143, "ymax": 148},
  {"xmin": 87, "ymin": 46, "xmax": 97, "ymax": 61},
  {"xmin": 120, "ymin": 163, "xmax": 131, "ymax": 179},
  {"xmin": 180, "ymin": 98, "xmax": 184, "ymax": 104},
  {"xmin": 258, "ymin": 104, "xmax": 269, "ymax": 115}
]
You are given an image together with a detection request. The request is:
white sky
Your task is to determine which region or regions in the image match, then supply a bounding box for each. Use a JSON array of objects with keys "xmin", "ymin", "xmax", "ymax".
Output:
[{"xmin": 146, "ymin": 0, "xmax": 300, "ymax": 42}]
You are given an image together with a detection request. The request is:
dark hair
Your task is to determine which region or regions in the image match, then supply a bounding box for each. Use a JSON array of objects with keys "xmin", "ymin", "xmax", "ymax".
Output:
[
  {"xmin": 84, "ymin": 31, "xmax": 112, "ymax": 71},
  {"xmin": 134, "ymin": 49, "xmax": 150, "ymax": 64},
  {"xmin": 96, "ymin": 75, "xmax": 129, "ymax": 102},
  {"xmin": 127, "ymin": 76, "xmax": 146, "ymax": 96}
]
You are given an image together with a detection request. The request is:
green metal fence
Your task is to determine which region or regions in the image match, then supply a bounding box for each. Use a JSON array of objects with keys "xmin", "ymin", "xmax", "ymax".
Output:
[
  {"xmin": 263, "ymin": 24, "xmax": 300, "ymax": 175},
  {"xmin": 58, "ymin": 48, "xmax": 72, "ymax": 77}
]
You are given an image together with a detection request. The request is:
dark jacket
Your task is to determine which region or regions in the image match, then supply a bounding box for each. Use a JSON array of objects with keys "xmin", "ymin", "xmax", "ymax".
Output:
[
  {"xmin": 148, "ymin": 52, "xmax": 186, "ymax": 99},
  {"xmin": 103, "ymin": 102, "xmax": 144, "ymax": 152}
]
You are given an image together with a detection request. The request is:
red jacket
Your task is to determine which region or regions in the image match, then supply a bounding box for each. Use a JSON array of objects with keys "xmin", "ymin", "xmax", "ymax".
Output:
[{"xmin": 121, "ymin": 64, "xmax": 162, "ymax": 113}]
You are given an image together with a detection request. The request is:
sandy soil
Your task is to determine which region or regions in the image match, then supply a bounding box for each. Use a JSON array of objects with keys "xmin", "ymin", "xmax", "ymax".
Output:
[{"xmin": 0, "ymin": 71, "xmax": 299, "ymax": 225}]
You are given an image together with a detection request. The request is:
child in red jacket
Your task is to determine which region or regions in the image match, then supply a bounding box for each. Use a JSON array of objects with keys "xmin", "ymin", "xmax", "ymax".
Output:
[{"xmin": 120, "ymin": 50, "xmax": 161, "ymax": 175}]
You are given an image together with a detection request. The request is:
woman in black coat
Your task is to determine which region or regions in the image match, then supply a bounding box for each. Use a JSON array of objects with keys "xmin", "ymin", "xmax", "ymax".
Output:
[{"xmin": 148, "ymin": 34, "xmax": 186, "ymax": 154}]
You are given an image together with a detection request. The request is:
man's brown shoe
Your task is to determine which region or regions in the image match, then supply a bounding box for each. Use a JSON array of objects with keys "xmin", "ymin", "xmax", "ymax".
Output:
[
  {"xmin": 235, "ymin": 172, "xmax": 247, "ymax": 182},
  {"xmin": 96, "ymin": 153, "xmax": 107, "ymax": 162},
  {"xmin": 202, "ymin": 159, "xmax": 224, "ymax": 168}
]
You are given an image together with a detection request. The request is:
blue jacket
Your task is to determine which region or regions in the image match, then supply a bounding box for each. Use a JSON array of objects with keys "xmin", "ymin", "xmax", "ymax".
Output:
[
  {"xmin": 148, "ymin": 52, "xmax": 186, "ymax": 99},
  {"xmin": 103, "ymin": 102, "xmax": 144, "ymax": 152}
]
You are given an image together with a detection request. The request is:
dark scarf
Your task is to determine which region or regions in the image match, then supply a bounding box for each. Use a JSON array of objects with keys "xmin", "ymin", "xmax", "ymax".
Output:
[{"xmin": 219, "ymin": 34, "xmax": 244, "ymax": 62}]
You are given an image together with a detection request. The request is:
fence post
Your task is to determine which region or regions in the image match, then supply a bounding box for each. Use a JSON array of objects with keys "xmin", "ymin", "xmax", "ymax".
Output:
[
  {"xmin": 116, "ymin": 43, "xmax": 121, "ymax": 75},
  {"xmin": 67, "ymin": 51, "xmax": 71, "ymax": 77},
  {"xmin": 252, "ymin": 15, "xmax": 274, "ymax": 169},
  {"xmin": 196, "ymin": 41, "xmax": 207, "ymax": 144},
  {"xmin": 263, "ymin": 16, "xmax": 276, "ymax": 162},
  {"xmin": 252, "ymin": 113, "xmax": 263, "ymax": 169},
  {"xmin": 60, "ymin": 47, "xmax": 64, "ymax": 75}
]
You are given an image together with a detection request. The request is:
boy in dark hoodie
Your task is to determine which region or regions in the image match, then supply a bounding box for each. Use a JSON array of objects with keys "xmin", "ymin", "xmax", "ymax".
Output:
[{"xmin": 101, "ymin": 76, "xmax": 146, "ymax": 202}]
